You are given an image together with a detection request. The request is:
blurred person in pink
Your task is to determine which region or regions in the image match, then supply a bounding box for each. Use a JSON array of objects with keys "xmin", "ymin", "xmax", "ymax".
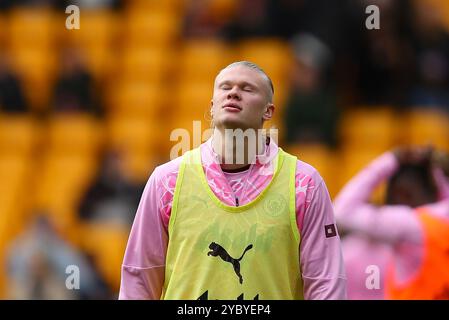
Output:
[
  {"xmin": 334, "ymin": 147, "xmax": 449, "ymax": 299},
  {"xmin": 119, "ymin": 61, "xmax": 346, "ymax": 300}
]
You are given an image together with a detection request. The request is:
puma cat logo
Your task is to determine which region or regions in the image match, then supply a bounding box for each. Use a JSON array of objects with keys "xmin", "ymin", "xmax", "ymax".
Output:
[{"xmin": 207, "ymin": 242, "xmax": 253, "ymax": 284}]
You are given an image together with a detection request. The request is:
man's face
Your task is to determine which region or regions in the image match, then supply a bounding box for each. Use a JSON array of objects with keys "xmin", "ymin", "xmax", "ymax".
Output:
[{"xmin": 211, "ymin": 65, "xmax": 274, "ymax": 131}]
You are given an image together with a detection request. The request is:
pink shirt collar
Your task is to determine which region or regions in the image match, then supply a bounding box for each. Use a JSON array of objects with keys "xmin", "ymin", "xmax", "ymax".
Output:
[{"xmin": 202, "ymin": 136, "xmax": 279, "ymax": 168}]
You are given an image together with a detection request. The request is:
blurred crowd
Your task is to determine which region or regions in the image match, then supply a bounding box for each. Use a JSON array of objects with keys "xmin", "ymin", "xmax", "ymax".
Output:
[
  {"xmin": 2, "ymin": 0, "xmax": 449, "ymax": 144},
  {"xmin": 1, "ymin": 0, "xmax": 449, "ymax": 299}
]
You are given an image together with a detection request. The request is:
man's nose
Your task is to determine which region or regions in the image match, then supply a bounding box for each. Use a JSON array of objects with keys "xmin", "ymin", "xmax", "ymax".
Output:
[{"xmin": 227, "ymin": 87, "xmax": 241, "ymax": 100}]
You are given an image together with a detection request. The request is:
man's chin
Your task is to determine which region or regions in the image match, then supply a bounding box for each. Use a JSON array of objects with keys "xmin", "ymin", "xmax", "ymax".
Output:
[{"xmin": 216, "ymin": 120, "xmax": 249, "ymax": 131}]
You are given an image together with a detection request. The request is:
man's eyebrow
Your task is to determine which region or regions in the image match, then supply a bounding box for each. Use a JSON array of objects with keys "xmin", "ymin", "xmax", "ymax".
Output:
[
  {"xmin": 217, "ymin": 80, "xmax": 258, "ymax": 87},
  {"xmin": 217, "ymin": 80, "xmax": 231, "ymax": 86},
  {"xmin": 240, "ymin": 81, "xmax": 257, "ymax": 88}
]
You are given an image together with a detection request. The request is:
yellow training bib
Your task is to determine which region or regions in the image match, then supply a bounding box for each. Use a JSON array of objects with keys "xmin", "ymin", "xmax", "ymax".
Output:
[{"xmin": 162, "ymin": 147, "xmax": 302, "ymax": 300}]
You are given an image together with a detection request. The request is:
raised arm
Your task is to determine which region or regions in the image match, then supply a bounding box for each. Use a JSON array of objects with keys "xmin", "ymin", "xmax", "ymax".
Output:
[
  {"xmin": 334, "ymin": 152, "xmax": 398, "ymax": 218},
  {"xmin": 333, "ymin": 152, "xmax": 422, "ymax": 244}
]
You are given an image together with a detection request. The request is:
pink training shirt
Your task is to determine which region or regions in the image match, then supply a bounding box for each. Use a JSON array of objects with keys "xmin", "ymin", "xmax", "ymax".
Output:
[
  {"xmin": 119, "ymin": 138, "xmax": 347, "ymax": 300},
  {"xmin": 334, "ymin": 152, "xmax": 449, "ymax": 300}
]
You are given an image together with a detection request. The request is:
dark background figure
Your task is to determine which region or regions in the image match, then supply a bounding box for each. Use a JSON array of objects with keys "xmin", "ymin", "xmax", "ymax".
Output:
[
  {"xmin": 221, "ymin": 0, "xmax": 273, "ymax": 41},
  {"xmin": 267, "ymin": 0, "xmax": 345, "ymax": 42},
  {"xmin": 406, "ymin": 0, "xmax": 449, "ymax": 110},
  {"xmin": 0, "ymin": 0, "xmax": 15, "ymax": 11},
  {"xmin": 54, "ymin": 0, "xmax": 123, "ymax": 10},
  {"xmin": 284, "ymin": 33, "xmax": 339, "ymax": 147},
  {"xmin": 386, "ymin": 147, "xmax": 439, "ymax": 207},
  {"xmin": 183, "ymin": 0, "xmax": 230, "ymax": 38},
  {"xmin": 78, "ymin": 150, "xmax": 144, "ymax": 228},
  {"xmin": 0, "ymin": 53, "xmax": 29, "ymax": 113},
  {"xmin": 51, "ymin": 49, "xmax": 102, "ymax": 116},
  {"xmin": 350, "ymin": 0, "xmax": 414, "ymax": 107},
  {"xmin": 6, "ymin": 214, "xmax": 113, "ymax": 299}
]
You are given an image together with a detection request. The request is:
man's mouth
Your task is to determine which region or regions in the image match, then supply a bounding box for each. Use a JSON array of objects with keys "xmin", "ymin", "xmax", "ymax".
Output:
[{"xmin": 223, "ymin": 103, "xmax": 242, "ymax": 111}]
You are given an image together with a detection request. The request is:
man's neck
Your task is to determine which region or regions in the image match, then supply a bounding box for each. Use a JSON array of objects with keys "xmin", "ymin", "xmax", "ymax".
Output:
[{"xmin": 211, "ymin": 127, "xmax": 265, "ymax": 171}]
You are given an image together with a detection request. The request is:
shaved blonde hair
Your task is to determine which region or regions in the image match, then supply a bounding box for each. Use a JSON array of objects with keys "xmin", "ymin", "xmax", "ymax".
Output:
[{"xmin": 216, "ymin": 61, "xmax": 274, "ymax": 103}]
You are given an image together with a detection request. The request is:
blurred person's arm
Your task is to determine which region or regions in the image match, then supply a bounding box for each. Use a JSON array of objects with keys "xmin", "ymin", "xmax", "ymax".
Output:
[
  {"xmin": 119, "ymin": 167, "xmax": 168, "ymax": 300},
  {"xmin": 333, "ymin": 152, "xmax": 421, "ymax": 243},
  {"xmin": 433, "ymin": 167, "xmax": 449, "ymax": 200},
  {"xmin": 297, "ymin": 169, "xmax": 347, "ymax": 300},
  {"xmin": 433, "ymin": 150, "xmax": 449, "ymax": 199}
]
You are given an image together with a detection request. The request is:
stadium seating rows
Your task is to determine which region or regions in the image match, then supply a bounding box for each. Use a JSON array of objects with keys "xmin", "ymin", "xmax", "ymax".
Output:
[{"xmin": 1, "ymin": 1, "xmax": 449, "ymax": 297}]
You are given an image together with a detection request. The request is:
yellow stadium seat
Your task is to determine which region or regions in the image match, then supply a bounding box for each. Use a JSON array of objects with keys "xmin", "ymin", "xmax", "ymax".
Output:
[
  {"xmin": 123, "ymin": 150, "xmax": 159, "ymax": 184},
  {"xmin": 118, "ymin": 46, "xmax": 172, "ymax": 82},
  {"xmin": 0, "ymin": 115, "xmax": 40, "ymax": 156},
  {"xmin": 0, "ymin": 257, "xmax": 6, "ymax": 298},
  {"xmin": 8, "ymin": 48, "xmax": 57, "ymax": 111},
  {"xmin": 237, "ymin": 39, "xmax": 293, "ymax": 82},
  {"xmin": 0, "ymin": 156, "xmax": 29, "ymax": 191},
  {"xmin": 107, "ymin": 80, "xmax": 166, "ymax": 118},
  {"xmin": 208, "ymin": 0, "xmax": 238, "ymax": 23},
  {"xmin": 0, "ymin": 156, "xmax": 32, "ymax": 299},
  {"xmin": 175, "ymin": 81, "xmax": 214, "ymax": 117},
  {"xmin": 0, "ymin": 156, "xmax": 30, "ymax": 234},
  {"xmin": 338, "ymin": 147, "xmax": 386, "ymax": 203},
  {"xmin": 6, "ymin": 7, "xmax": 57, "ymax": 49},
  {"xmin": 285, "ymin": 143, "xmax": 338, "ymax": 198},
  {"xmin": 33, "ymin": 153, "xmax": 97, "ymax": 232},
  {"xmin": 107, "ymin": 117, "xmax": 167, "ymax": 182},
  {"xmin": 61, "ymin": 10, "xmax": 118, "ymax": 79},
  {"xmin": 126, "ymin": 0, "xmax": 185, "ymax": 13},
  {"xmin": 64, "ymin": 10, "xmax": 118, "ymax": 48},
  {"xmin": 84, "ymin": 46, "xmax": 116, "ymax": 80},
  {"xmin": 123, "ymin": 10, "xmax": 180, "ymax": 47},
  {"xmin": 0, "ymin": 14, "xmax": 6, "ymax": 47},
  {"xmin": 339, "ymin": 107, "xmax": 398, "ymax": 153},
  {"xmin": 406, "ymin": 109, "xmax": 449, "ymax": 151},
  {"xmin": 47, "ymin": 113, "xmax": 104, "ymax": 155},
  {"xmin": 107, "ymin": 116, "xmax": 163, "ymax": 153},
  {"xmin": 0, "ymin": 157, "xmax": 32, "ymax": 288},
  {"xmin": 418, "ymin": 0, "xmax": 449, "ymax": 32},
  {"xmin": 79, "ymin": 222, "xmax": 129, "ymax": 293},
  {"xmin": 179, "ymin": 39, "xmax": 235, "ymax": 81}
]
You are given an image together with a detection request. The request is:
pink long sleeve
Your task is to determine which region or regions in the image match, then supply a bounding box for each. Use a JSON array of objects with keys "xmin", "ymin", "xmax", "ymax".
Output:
[
  {"xmin": 299, "ymin": 176, "xmax": 347, "ymax": 300},
  {"xmin": 119, "ymin": 141, "xmax": 346, "ymax": 299},
  {"xmin": 118, "ymin": 166, "xmax": 169, "ymax": 300}
]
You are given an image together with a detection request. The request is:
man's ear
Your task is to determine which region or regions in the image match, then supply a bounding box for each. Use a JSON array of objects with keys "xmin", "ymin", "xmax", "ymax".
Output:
[{"xmin": 263, "ymin": 103, "xmax": 275, "ymax": 121}]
